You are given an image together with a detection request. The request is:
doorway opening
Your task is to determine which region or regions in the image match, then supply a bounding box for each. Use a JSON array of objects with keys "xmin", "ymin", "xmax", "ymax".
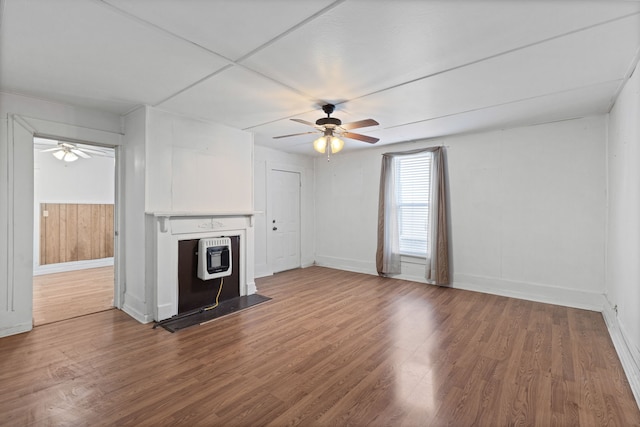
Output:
[{"xmin": 32, "ymin": 136, "xmax": 116, "ymax": 325}]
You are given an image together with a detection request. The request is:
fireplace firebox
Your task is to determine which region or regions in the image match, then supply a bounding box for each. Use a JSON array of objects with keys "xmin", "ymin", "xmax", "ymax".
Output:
[{"xmin": 178, "ymin": 236, "xmax": 240, "ymax": 314}]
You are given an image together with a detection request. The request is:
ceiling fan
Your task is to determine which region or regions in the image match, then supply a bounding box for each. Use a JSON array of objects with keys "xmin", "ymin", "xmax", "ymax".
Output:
[
  {"xmin": 274, "ymin": 104, "xmax": 379, "ymax": 157},
  {"xmin": 39, "ymin": 141, "xmax": 104, "ymax": 162}
]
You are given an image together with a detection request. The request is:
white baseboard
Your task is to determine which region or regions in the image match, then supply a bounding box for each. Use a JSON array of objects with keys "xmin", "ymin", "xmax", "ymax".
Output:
[
  {"xmin": 122, "ymin": 292, "xmax": 152, "ymax": 324},
  {"xmin": 255, "ymin": 262, "xmax": 315, "ymax": 279},
  {"xmin": 0, "ymin": 322, "xmax": 32, "ymax": 338},
  {"xmin": 313, "ymin": 259, "xmax": 606, "ymax": 312},
  {"xmin": 122, "ymin": 304, "xmax": 153, "ymax": 324},
  {"xmin": 247, "ymin": 281, "xmax": 257, "ymax": 295},
  {"xmin": 156, "ymin": 303, "xmax": 174, "ymax": 322},
  {"xmin": 33, "ymin": 258, "xmax": 114, "ymax": 276},
  {"xmin": 452, "ymin": 273, "xmax": 606, "ymax": 312},
  {"xmin": 602, "ymin": 303, "xmax": 640, "ymax": 408},
  {"xmin": 314, "ymin": 255, "xmax": 377, "ymax": 275},
  {"xmin": 254, "ymin": 263, "xmax": 273, "ymax": 279}
]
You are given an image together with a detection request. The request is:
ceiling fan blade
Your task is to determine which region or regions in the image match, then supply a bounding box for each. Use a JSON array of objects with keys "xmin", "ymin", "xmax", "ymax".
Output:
[
  {"xmin": 273, "ymin": 131, "xmax": 319, "ymax": 139},
  {"xmin": 40, "ymin": 147, "xmax": 61, "ymax": 153},
  {"xmin": 290, "ymin": 118, "xmax": 318, "ymax": 128},
  {"xmin": 340, "ymin": 119, "xmax": 379, "ymax": 130},
  {"xmin": 343, "ymin": 132, "xmax": 379, "ymax": 144},
  {"xmin": 77, "ymin": 148, "xmax": 108, "ymax": 155},
  {"xmin": 71, "ymin": 148, "xmax": 91, "ymax": 158}
]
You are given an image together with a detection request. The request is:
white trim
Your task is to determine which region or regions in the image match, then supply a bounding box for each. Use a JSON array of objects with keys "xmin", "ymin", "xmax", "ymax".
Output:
[
  {"xmin": 301, "ymin": 261, "xmax": 315, "ymax": 269},
  {"xmin": 602, "ymin": 303, "xmax": 640, "ymax": 409},
  {"xmin": 33, "ymin": 258, "xmax": 113, "ymax": 276},
  {"xmin": 149, "ymin": 210, "xmax": 259, "ymax": 217},
  {"xmin": 400, "ymin": 254, "xmax": 426, "ymax": 265},
  {"xmin": 0, "ymin": 322, "xmax": 32, "ymax": 338},
  {"xmin": 23, "ymin": 116, "xmax": 124, "ymax": 147},
  {"xmin": 314, "ymin": 255, "xmax": 377, "ymax": 276},
  {"xmin": 12, "ymin": 115, "xmax": 37, "ymax": 134},
  {"xmin": 313, "ymin": 257, "xmax": 606, "ymax": 311},
  {"xmin": 156, "ymin": 303, "xmax": 174, "ymax": 322},
  {"xmin": 113, "ymin": 145, "xmax": 124, "ymax": 309},
  {"xmin": 6, "ymin": 115, "xmax": 16, "ymax": 312},
  {"xmin": 122, "ymin": 292, "xmax": 153, "ymax": 324},
  {"xmin": 453, "ymin": 273, "xmax": 605, "ymax": 311},
  {"xmin": 27, "ymin": 116, "xmax": 123, "ymax": 311},
  {"xmin": 255, "ymin": 264, "xmax": 273, "ymax": 279},
  {"xmin": 247, "ymin": 281, "xmax": 257, "ymax": 295}
]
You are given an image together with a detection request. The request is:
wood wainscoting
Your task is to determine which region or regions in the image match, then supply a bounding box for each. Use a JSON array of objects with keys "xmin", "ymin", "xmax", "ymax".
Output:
[
  {"xmin": 2, "ymin": 266, "xmax": 638, "ymax": 425},
  {"xmin": 40, "ymin": 203, "xmax": 114, "ymax": 265}
]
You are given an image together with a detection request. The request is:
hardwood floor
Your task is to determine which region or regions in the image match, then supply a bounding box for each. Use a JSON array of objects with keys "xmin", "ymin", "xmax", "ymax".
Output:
[
  {"xmin": 2, "ymin": 266, "xmax": 638, "ymax": 426},
  {"xmin": 32, "ymin": 266, "xmax": 114, "ymax": 326}
]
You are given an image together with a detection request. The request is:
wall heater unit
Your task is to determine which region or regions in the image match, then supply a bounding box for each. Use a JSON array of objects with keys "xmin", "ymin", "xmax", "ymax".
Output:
[{"xmin": 197, "ymin": 237, "xmax": 232, "ymax": 280}]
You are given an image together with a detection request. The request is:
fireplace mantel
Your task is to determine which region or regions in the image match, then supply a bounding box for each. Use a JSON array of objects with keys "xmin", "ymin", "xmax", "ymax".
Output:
[
  {"xmin": 147, "ymin": 211, "xmax": 258, "ymax": 321},
  {"xmin": 149, "ymin": 211, "xmax": 260, "ymax": 232}
]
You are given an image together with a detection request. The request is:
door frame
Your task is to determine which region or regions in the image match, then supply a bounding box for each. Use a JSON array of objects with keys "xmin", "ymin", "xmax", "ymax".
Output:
[
  {"xmin": 266, "ymin": 162, "xmax": 304, "ymax": 274},
  {"xmin": 21, "ymin": 115, "xmax": 124, "ymax": 309}
]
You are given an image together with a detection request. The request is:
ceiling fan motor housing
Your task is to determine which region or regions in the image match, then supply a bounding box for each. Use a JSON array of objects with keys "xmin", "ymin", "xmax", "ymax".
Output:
[{"xmin": 316, "ymin": 116, "xmax": 341, "ymax": 128}]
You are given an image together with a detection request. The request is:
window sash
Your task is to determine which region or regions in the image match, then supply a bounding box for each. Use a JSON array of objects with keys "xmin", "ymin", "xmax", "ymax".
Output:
[{"xmin": 395, "ymin": 154, "xmax": 432, "ymax": 257}]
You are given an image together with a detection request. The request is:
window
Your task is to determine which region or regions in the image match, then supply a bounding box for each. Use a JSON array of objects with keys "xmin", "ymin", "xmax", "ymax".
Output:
[
  {"xmin": 394, "ymin": 153, "xmax": 432, "ymax": 257},
  {"xmin": 377, "ymin": 147, "xmax": 449, "ymax": 283}
]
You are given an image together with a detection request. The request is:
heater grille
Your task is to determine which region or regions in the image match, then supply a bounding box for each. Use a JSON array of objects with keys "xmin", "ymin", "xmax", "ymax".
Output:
[{"xmin": 197, "ymin": 237, "xmax": 232, "ymax": 280}]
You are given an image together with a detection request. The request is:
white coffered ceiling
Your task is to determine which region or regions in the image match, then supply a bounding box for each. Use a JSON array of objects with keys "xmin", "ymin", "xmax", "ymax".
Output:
[{"xmin": 1, "ymin": 0, "xmax": 639, "ymax": 155}]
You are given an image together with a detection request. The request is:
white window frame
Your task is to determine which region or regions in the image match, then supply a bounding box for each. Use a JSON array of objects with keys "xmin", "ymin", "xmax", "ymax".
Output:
[{"xmin": 394, "ymin": 152, "xmax": 432, "ymax": 258}]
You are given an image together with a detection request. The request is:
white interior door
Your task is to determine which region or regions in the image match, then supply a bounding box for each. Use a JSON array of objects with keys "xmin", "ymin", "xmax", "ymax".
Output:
[
  {"xmin": 270, "ymin": 169, "xmax": 301, "ymax": 273},
  {"xmin": 0, "ymin": 116, "xmax": 35, "ymax": 336}
]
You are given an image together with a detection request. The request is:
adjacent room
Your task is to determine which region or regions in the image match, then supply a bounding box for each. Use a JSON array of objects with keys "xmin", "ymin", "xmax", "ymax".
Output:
[
  {"xmin": 32, "ymin": 137, "xmax": 116, "ymax": 325},
  {"xmin": 0, "ymin": 1, "xmax": 639, "ymax": 425}
]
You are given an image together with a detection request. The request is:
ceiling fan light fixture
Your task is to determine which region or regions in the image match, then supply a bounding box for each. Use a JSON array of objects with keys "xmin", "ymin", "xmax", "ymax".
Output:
[
  {"xmin": 63, "ymin": 151, "xmax": 79, "ymax": 162},
  {"xmin": 330, "ymin": 136, "xmax": 344, "ymax": 154},
  {"xmin": 52, "ymin": 147, "xmax": 79, "ymax": 162},
  {"xmin": 313, "ymin": 136, "xmax": 328, "ymax": 153}
]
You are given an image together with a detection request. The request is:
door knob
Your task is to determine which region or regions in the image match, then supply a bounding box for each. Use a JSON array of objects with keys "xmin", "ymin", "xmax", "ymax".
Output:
[{"xmin": 273, "ymin": 227, "xmax": 278, "ymax": 231}]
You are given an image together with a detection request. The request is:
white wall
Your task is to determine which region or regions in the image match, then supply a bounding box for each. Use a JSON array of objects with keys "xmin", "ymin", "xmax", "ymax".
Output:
[
  {"xmin": 314, "ymin": 149, "xmax": 380, "ymax": 273},
  {"xmin": 33, "ymin": 148, "xmax": 115, "ymax": 272},
  {"xmin": 315, "ymin": 116, "xmax": 607, "ymax": 310},
  {"xmin": 146, "ymin": 108, "xmax": 253, "ymax": 213},
  {"xmin": 253, "ymin": 145, "xmax": 315, "ymax": 277},
  {"xmin": 0, "ymin": 91, "xmax": 122, "ymax": 337},
  {"xmin": 606, "ymin": 63, "xmax": 640, "ymax": 404},
  {"xmin": 34, "ymin": 149, "xmax": 115, "ymax": 204}
]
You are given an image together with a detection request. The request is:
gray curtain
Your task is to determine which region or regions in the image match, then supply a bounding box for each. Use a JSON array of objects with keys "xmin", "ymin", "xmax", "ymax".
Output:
[
  {"xmin": 376, "ymin": 154, "xmax": 401, "ymax": 275},
  {"xmin": 376, "ymin": 146, "xmax": 450, "ymax": 285}
]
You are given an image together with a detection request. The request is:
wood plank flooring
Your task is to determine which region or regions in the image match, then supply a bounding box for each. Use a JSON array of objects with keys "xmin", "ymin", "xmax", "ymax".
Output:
[
  {"xmin": 32, "ymin": 266, "xmax": 114, "ymax": 326},
  {"xmin": 2, "ymin": 266, "xmax": 638, "ymax": 426}
]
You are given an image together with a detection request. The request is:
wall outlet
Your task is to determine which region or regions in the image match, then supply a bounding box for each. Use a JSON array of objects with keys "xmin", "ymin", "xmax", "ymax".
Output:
[
  {"xmin": 614, "ymin": 304, "xmax": 618, "ymax": 315},
  {"xmin": 43, "ymin": 210, "xmax": 49, "ymax": 217}
]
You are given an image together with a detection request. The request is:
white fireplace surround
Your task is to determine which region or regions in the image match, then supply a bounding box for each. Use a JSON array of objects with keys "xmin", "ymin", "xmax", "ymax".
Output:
[{"xmin": 149, "ymin": 212, "xmax": 257, "ymax": 321}]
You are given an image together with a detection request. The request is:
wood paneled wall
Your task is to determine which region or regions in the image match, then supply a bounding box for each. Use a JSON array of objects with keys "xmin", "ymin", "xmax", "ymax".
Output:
[{"xmin": 40, "ymin": 203, "xmax": 114, "ymax": 265}]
